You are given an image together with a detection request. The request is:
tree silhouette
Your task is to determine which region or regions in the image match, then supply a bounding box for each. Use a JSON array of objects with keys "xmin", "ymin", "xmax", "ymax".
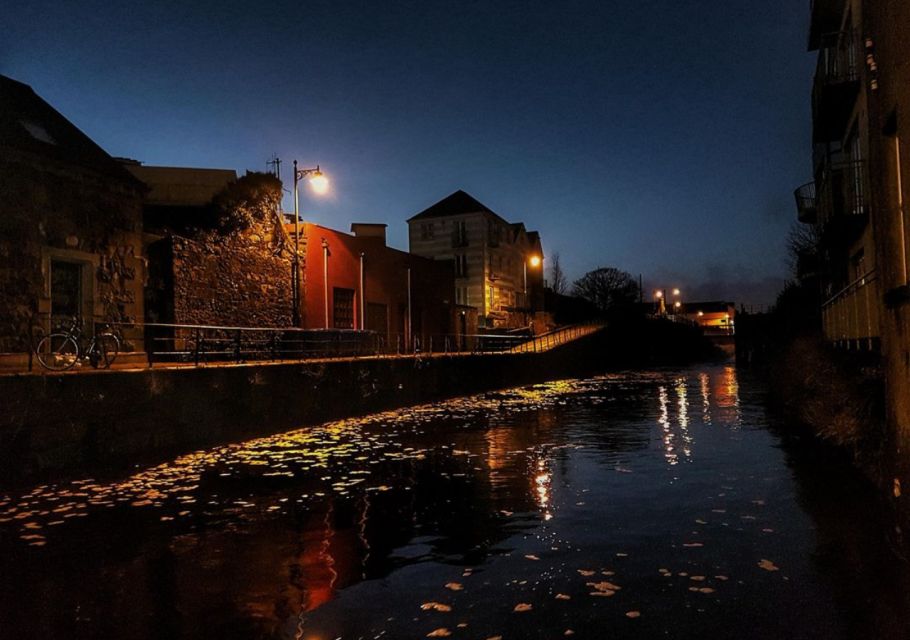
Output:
[
  {"xmin": 572, "ymin": 267, "xmax": 639, "ymax": 312},
  {"xmin": 549, "ymin": 252, "xmax": 568, "ymax": 295}
]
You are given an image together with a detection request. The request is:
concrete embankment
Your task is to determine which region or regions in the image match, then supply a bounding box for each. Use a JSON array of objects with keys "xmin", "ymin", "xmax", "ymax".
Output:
[{"xmin": 0, "ymin": 331, "xmax": 609, "ymax": 483}]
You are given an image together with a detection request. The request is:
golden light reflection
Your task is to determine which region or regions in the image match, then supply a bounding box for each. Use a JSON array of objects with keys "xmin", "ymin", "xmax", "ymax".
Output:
[
  {"xmin": 699, "ymin": 372, "xmax": 712, "ymax": 425},
  {"xmin": 676, "ymin": 378, "xmax": 692, "ymax": 460},
  {"xmin": 713, "ymin": 366, "xmax": 742, "ymax": 428},
  {"xmin": 533, "ymin": 459, "xmax": 553, "ymax": 521},
  {"xmin": 658, "ymin": 385, "xmax": 676, "ymax": 466}
]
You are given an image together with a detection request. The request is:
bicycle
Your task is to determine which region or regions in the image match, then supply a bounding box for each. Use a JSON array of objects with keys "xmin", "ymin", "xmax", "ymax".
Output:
[{"xmin": 35, "ymin": 317, "xmax": 121, "ymax": 371}]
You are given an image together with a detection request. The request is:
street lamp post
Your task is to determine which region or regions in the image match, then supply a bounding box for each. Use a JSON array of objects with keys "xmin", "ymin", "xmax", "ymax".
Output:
[
  {"xmin": 524, "ymin": 254, "xmax": 542, "ymax": 306},
  {"xmin": 292, "ymin": 160, "xmax": 328, "ymax": 327},
  {"xmin": 654, "ymin": 287, "xmax": 682, "ymax": 316}
]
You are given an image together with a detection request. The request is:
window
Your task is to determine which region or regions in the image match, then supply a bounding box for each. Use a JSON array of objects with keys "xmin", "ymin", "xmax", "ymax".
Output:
[
  {"xmin": 420, "ymin": 223, "xmax": 435, "ymax": 240},
  {"xmin": 333, "ymin": 287, "xmax": 355, "ymax": 329},
  {"xmin": 20, "ymin": 120, "xmax": 56, "ymax": 145},
  {"xmin": 50, "ymin": 260, "xmax": 83, "ymax": 323},
  {"xmin": 452, "ymin": 220, "xmax": 468, "ymax": 247},
  {"xmin": 455, "ymin": 254, "xmax": 468, "ymax": 277}
]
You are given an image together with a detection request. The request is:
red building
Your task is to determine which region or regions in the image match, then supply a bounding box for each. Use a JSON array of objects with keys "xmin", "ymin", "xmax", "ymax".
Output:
[{"xmin": 295, "ymin": 222, "xmax": 475, "ymax": 350}]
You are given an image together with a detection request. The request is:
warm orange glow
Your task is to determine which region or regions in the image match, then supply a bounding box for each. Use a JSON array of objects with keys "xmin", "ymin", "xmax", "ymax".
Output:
[
  {"xmin": 529, "ymin": 255, "xmax": 542, "ymax": 268},
  {"xmin": 672, "ymin": 288, "xmax": 681, "ymax": 296},
  {"xmin": 309, "ymin": 172, "xmax": 330, "ymax": 195},
  {"xmin": 674, "ymin": 301, "xmax": 682, "ymax": 309},
  {"xmin": 697, "ymin": 310, "xmax": 704, "ymax": 317},
  {"xmin": 655, "ymin": 290, "xmax": 664, "ymax": 299}
]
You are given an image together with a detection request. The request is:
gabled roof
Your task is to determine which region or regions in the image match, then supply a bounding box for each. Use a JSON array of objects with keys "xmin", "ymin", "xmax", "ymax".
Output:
[
  {"xmin": 408, "ymin": 189, "xmax": 502, "ymax": 222},
  {"xmin": 0, "ymin": 75, "xmax": 143, "ymax": 187}
]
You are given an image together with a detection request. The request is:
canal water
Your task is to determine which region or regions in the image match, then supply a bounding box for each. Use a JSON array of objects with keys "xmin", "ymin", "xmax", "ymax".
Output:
[{"xmin": 1, "ymin": 365, "xmax": 909, "ymax": 639}]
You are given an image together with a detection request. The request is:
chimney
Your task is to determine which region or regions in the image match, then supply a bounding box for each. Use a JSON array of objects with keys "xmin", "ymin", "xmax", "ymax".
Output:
[{"xmin": 350, "ymin": 223, "xmax": 387, "ymax": 245}]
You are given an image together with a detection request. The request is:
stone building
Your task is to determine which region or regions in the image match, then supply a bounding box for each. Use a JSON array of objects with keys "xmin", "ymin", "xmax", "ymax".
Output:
[
  {"xmin": 0, "ymin": 75, "xmax": 146, "ymax": 357},
  {"xmin": 141, "ymin": 171, "xmax": 295, "ymax": 329},
  {"xmin": 296, "ymin": 221, "xmax": 474, "ymax": 350},
  {"xmin": 407, "ymin": 190, "xmax": 544, "ymax": 329}
]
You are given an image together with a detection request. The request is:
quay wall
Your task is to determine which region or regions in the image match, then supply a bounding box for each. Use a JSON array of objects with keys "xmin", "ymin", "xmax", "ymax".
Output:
[{"xmin": 0, "ymin": 333, "xmax": 606, "ymax": 483}]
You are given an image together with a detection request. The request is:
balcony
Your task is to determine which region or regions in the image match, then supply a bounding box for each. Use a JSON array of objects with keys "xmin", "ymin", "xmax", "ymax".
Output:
[
  {"xmin": 817, "ymin": 159, "xmax": 869, "ymax": 246},
  {"xmin": 822, "ymin": 270, "xmax": 880, "ymax": 350},
  {"xmin": 794, "ymin": 182, "xmax": 817, "ymax": 224},
  {"xmin": 812, "ymin": 31, "xmax": 861, "ymax": 143},
  {"xmin": 808, "ymin": 0, "xmax": 847, "ymax": 50}
]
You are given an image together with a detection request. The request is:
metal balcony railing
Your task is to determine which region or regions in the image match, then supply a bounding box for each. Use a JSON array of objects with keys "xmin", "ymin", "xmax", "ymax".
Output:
[
  {"xmin": 821, "ymin": 270, "xmax": 880, "ymax": 350},
  {"xmin": 816, "ymin": 159, "xmax": 869, "ymax": 244},
  {"xmin": 794, "ymin": 182, "xmax": 818, "ymax": 224},
  {"xmin": 812, "ymin": 30, "xmax": 861, "ymax": 142}
]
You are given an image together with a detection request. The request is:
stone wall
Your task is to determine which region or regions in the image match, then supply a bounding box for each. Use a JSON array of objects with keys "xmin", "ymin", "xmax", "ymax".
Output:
[
  {"xmin": 145, "ymin": 173, "xmax": 295, "ymax": 329},
  {"xmin": 0, "ymin": 155, "xmax": 145, "ymax": 353},
  {"xmin": 0, "ymin": 329, "xmax": 610, "ymax": 482},
  {"xmin": 167, "ymin": 221, "xmax": 294, "ymax": 328}
]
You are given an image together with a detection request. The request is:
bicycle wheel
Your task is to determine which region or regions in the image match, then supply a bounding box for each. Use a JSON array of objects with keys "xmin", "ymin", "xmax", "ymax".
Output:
[
  {"xmin": 90, "ymin": 333, "xmax": 120, "ymax": 369},
  {"xmin": 35, "ymin": 334, "xmax": 79, "ymax": 371}
]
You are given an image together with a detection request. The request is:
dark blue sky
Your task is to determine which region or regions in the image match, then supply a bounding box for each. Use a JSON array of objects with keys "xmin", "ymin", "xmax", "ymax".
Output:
[{"xmin": 3, "ymin": 0, "xmax": 814, "ymax": 306}]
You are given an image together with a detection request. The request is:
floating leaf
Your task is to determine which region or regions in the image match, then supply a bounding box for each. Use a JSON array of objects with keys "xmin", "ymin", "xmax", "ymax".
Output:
[
  {"xmin": 577, "ymin": 569, "xmax": 596, "ymax": 577},
  {"xmin": 524, "ymin": 554, "xmax": 540, "ymax": 561},
  {"xmin": 587, "ymin": 581, "xmax": 621, "ymax": 592},
  {"xmin": 555, "ymin": 593, "xmax": 571, "ymax": 600},
  {"xmin": 625, "ymin": 611, "xmax": 641, "ymax": 619},
  {"xmin": 427, "ymin": 629, "xmax": 451, "ymax": 637},
  {"xmin": 683, "ymin": 542, "xmax": 703, "ymax": 548},
  {"xmin": 445, "ymin": 582, "xmax": 464, "ymax": 591},
  {"xmin": 421, "ymin": 602, "xmax": 453, "ymax": 612},
  {"xmin": 758, "ymin": 559, "xmax": 779, "ymax": 572},
  {"xmin": 513, "ymin": 603, "xmax": 533, "ymax": 612}
]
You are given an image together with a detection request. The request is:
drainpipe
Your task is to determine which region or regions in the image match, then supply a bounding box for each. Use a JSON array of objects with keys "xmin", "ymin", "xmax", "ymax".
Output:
[
  {"xmin": 406, "ymin": 266, "xmax": 412, "ymax": 351},
  {"xmin": 322, "ymin": 238, "xmax": 330, "ymax": 329},
  {"xmin": 359, "ymin": 252, "xmax": 365, "ymax": 330}
]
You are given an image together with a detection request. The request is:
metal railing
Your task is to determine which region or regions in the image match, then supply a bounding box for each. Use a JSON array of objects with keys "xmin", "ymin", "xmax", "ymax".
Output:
[
  {"xmin": 821, "ymin": 270, "xmax": 880, "ymax": 350},
  {"xmin": 508, "ymin": 323, "xmax": 604, "ymax": 353},
  {"xmin": 794, "ymin": 181, "xmax": 818, "ymax": 224}
]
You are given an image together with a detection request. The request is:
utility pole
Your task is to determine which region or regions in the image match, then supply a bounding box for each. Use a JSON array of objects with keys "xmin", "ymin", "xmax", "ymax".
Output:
[{"xmin": 266, "ymin": 155, "xmax": 282, "ymax": 180}]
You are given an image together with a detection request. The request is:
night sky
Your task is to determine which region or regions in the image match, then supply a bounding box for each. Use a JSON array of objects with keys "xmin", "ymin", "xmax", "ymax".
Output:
[{"xmin": 3, "ymin": 1, "xmax": 814, "ymax": 307}]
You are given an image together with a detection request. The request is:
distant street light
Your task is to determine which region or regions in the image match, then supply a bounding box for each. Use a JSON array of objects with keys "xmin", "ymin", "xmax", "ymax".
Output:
[
  {"xmin": 653, "ymin": 287, "xmax": 681, "ymax": 316},
  {"xmin": 292, "ymin": 161, "xmax": 328, "ymax": 326}
]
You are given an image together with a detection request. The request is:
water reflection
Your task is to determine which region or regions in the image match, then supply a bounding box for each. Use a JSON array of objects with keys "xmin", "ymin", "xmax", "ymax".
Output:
[{"xmin": 0, "ymin": 367, "xmax": 907, "ymax": 640}]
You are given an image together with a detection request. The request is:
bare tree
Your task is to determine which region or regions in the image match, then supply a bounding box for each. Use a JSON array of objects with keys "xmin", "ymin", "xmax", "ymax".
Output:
[
  {"xmin": 549, "ymin": 252, "xmax": 568, "ymax": 295},
  {"xmin": 571, "ymin": 267, "xmax": 639, "ymax": 312},
  {"xmin": 786, "ymin": 222, "xmax": 821, "ymax": 279}
]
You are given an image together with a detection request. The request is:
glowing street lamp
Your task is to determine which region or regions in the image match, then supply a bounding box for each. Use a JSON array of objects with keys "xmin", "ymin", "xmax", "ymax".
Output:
[
  {"xmin": 524, "ymin": 254, "xmax": 542, "ymax": 300},
  {"xmin": 292, "ymin": 161, "xmax": 329, "ymax": 326},
  {"xmin": 653, "ymin": 287, "xmax": 681, "ymax": 316}
]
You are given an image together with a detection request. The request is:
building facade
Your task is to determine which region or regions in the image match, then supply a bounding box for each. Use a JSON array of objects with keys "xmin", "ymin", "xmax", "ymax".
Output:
[
  {"xmin": 796, "ymin": 0, "xmax": 881, "ymax": 350},
  {"xmin": 297, "ymin": 222, "xmax": 473, "ymax": 349},
  {"xmin": 0, "ymin": 75, "xmax": 146, "ymax": 357},
  {"xmin": 797, "ymin": 0, "xmax": 910, "ymax": 448},
  {"xmin": 407, "ymin": 190, "xmax": 544, "ymax": 328}
]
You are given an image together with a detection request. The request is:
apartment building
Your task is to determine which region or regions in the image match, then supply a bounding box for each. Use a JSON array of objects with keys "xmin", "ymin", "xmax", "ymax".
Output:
[
  {"xmin": 796, "ymin": 0, "xmax": 910, "ymax": 443},
  {"xmin": 407, "ymin": 190, "xmax": 544, "ymax": 328},
  {"xmin": 795, "ymin": 0, "xmax": 880, "ymax": 350}
]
